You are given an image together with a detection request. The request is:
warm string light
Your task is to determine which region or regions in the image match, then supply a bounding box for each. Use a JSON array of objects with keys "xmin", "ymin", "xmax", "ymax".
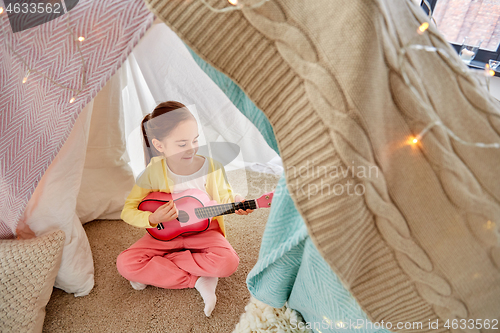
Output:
[
  {"xmin": 22, "ymin": 69, "xmax": 30, "ymax": 84},
  {"xmin": 199, "ymin": 0, "xmax": 269, "ymax": 13},
  {"xmin": 484, "ymin": 63, "xmax": 495, "ymax": 77},
  {"xmin": 0, "ymin": 9, "xmax": 87, "ymax": 103},
  {"xmin": 411, "ymin": 121, "xmax": 440, "ymax": 146},
  {"xmin": 417, "ymin": 22, "xmax": 429, "ymax": 35},
  {"xmin": 400, "ymin": 21, "xmax": 500, "ymax": 149},
  {"xmin": 483, "ymin": 63, "xmax": 494, "ymax": 92}
]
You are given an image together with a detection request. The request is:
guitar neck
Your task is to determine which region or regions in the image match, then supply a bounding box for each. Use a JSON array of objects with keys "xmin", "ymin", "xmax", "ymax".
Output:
[{"xmin": 195, "ymin": 200, "xmax": 257, "ymax": 219}]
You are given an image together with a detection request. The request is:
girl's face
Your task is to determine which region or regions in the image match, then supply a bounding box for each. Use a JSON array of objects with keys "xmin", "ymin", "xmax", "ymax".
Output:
[{"xmin": 153, "ymin": 119, "xmax": 199, "ymax": 166}]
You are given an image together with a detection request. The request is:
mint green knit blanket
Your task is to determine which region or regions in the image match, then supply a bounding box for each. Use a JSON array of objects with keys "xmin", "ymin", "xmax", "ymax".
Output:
[{"xmin": 186, "ymin": 44, "xmax": 390, "ymax": 333}]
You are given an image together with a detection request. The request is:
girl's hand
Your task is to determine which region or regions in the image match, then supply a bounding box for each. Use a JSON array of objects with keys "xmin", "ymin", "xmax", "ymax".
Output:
[
  {"xmin": 149, "ymin": 200, "xmax": 178, "ymax": 226},
  {"xmin": 234, "ymin": 195, "xmax": 254, "ymax": 215}
]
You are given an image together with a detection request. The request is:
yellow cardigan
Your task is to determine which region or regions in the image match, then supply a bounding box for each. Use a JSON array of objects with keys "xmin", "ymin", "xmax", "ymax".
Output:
[{"xmin": 120, "ymin": 155, "xmax": 237, "ymax": 238}]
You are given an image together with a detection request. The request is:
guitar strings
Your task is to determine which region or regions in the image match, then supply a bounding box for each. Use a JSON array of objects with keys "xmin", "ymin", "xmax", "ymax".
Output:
[{"xmin": 195, "ymin": 200, "xmax": 257, "ymax": 218}]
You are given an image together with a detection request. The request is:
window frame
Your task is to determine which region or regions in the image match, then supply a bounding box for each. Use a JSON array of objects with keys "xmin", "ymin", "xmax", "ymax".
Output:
[{"xmin": 421, "ymin": 0, "xmax": 500, "ymax": 70}]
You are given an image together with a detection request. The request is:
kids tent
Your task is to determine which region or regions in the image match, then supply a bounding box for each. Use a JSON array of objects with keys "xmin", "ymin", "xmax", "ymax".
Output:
[{"xmin": 0, "ymin": 0, "xmax": 281, "ymax": 297}]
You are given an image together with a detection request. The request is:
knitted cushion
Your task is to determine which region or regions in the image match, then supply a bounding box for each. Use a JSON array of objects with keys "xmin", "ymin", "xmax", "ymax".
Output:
[
  {"xmin": 0, "ymin": 230, "xmax": 65, "ymax": 333},
  {"xmin": 145, "ymin": 0, "xmax": 500, "ymax": 329}
]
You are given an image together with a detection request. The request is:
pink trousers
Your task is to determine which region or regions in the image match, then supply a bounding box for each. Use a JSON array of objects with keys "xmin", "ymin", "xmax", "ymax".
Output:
[{"xmin": 116, "ymin": 221, "xmax": 239, "ymax": 289}]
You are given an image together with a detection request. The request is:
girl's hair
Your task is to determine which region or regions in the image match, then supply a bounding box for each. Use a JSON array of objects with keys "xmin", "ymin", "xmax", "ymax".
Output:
[{"xmin": 141, "ymin": 101, "xmax": 195, "ymax": 165}]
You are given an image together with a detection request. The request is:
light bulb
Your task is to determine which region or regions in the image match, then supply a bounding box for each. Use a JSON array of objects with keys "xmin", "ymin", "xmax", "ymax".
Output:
[
  {"xmin": 78, "ymin": 36, "xmax": 85, "ymax": 42},
  {"xmin": 409, "ymin": 136, "xmax": 421, "ymax": 146},
  {"xmin": 417, "ymin": 22, "xmax": 429, "ymax": 35},
  {"xmin": 0, "ymin": 7, "xmax": 4, "ymax": 14},
  {"xmin": 228, "ymin": 0, "xmax": 238, "ymax": 5},
  {"xmin": 22, "ymin": 70, "xmax": 31, "ymax": 84},
  {"xmin": 484, "ymin": 64, "xmax": 496, "ymax": 77},
  {"xmin": 69, "ymin": 97, "xmax": 76, "ymax": 103},
  {"xmin": 485, "ymin": 220, "xmax": 495, "ymax": 230}
]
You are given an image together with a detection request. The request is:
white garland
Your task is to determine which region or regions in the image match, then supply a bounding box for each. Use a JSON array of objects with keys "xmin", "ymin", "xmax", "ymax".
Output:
[
  {"xmin": 199, "ymin": 0, "xmax": 269, "ymax": 13},
  {"xmin": 0, "ymin": 5, "xmax": 87, "ymax": 103},
  {"xmin": 399, "ymin": 11, "xmax": 500, "ymax": 149}
]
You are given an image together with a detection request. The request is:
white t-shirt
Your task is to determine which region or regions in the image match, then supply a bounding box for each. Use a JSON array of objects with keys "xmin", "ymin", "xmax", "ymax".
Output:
[{"xmin": 166, "ymin": 156, "xmax": 211, "ymax": 199}]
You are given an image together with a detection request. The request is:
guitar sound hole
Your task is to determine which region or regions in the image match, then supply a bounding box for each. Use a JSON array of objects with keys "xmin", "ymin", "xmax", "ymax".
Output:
[{"xmin": 177, "ymin": 210, "xmax": 189, "ymax": 223}]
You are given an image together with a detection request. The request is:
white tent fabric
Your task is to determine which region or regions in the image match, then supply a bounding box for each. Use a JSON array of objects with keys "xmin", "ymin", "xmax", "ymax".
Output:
[
  {"xmin": 127, "ymin": 20, "xmax": 282, "ymax": 177},
  {"xmin": 21, "ymin": 103, "xmax": 96, "ymax": 297},
  {"xmin": 21, "ymin": 19, "xmax": 281, "ymax": 296}
]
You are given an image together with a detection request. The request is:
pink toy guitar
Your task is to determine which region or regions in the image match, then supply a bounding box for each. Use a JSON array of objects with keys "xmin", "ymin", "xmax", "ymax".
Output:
[{"xmin": 138, "ymin": 189, "xmax": 274, "ymax": 241}]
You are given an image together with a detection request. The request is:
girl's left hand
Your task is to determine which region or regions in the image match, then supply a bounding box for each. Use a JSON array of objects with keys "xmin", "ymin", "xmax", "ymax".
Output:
[{"xmin": 234, "ymin": 195, "xmax": 254, "ymax": 215}]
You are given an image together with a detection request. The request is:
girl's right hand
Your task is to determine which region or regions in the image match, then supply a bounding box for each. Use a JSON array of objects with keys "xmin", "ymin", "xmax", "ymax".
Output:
[{"xmin": 148, "ymin": 200, "xmax": 178, "ymax": 226}]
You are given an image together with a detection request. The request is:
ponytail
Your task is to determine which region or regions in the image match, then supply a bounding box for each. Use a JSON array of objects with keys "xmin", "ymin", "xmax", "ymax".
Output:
[{"xmin": 141, "ymin": 113, "xmax": 153, "ymax": 167}]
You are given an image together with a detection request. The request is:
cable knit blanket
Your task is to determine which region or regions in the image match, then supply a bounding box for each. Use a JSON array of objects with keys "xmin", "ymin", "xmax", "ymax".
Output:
[
  {"xmin": 146, "ymin": 0, "xmax": 500, "ymax": 329},
  {"xmin": 0, "ymin": 0, "xmax": 154, "ymax": 238},
  {"xmin": 186, "ymin": 43, "xmax": 391, "ymax": 332}
]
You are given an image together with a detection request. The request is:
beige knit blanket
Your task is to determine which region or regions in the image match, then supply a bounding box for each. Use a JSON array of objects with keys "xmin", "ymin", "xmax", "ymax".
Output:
[{"xmin": 144, "ymin": 0, "xmax": 500, "ymax": 330}]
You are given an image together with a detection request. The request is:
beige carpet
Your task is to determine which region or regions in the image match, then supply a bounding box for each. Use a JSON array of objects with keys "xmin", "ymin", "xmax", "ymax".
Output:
[{"xmin": 43, "ymin": 169, "xmax": 288, "ymax": 333}]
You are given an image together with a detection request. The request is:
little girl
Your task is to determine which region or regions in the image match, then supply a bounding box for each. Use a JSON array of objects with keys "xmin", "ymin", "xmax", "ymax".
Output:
[{"xmin": 117, "ymin": 101, "xmax": 253, "ymax": 317}]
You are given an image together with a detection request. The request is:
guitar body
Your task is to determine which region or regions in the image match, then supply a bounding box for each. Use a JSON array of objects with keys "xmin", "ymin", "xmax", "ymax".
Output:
[
  {"xmin": 138, "ymin": 189, "xmax": 274, "ymax": 241},
  {"xmin": 138, "ymin": 189, "xmax": 213, "ymax": 241}
]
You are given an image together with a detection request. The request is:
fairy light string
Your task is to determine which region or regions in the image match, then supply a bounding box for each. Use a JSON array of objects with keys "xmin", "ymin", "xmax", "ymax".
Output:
[
  {"xmin": 399, "ymin": 19, "xmax": 500, "ymax": 149},
  {"xmin": 0, "ymin": 0, "xmax": 266, "ymax": 101},
  {"xmin": 199, "ymin": 0, "xmax": 269, "ymax": 13},
  {"xmin": 0, "ymin": 5, "xmax": 87, "ymax": 103},
  {"xmin": 198, "ymin": 0, "xmax": 499, "ymax": 150},
  {"xmin": 1, "ymin": 0, "xmax": 498, "ymax": 147}
]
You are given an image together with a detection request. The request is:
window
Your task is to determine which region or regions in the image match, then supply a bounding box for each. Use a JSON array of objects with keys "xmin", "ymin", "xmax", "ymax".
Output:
[{"xmin": 422, "ymin": 0, "xmax": 500, "ymax": 65}]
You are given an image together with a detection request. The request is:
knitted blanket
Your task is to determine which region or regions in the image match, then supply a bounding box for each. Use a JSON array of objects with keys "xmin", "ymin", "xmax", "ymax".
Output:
[
  {"xmin": 145, "ymin": 0, "xmax": 500, "ymax": 329},
  {"xmin": 186, "ymin": 43, "xmax": 391, "ymax": 332}
]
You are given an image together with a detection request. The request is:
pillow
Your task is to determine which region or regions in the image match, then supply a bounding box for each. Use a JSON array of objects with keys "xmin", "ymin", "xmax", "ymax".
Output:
[{"xmin": 0, "ymin": 230, "xmax": 65, "ymax": 333}]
